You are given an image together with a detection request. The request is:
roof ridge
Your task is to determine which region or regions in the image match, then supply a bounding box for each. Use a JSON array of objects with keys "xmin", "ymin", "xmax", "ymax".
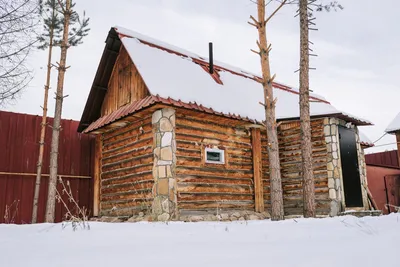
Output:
[{"xmin": 114, "ymin": 26, "xmax": 330, "ymax": 104}]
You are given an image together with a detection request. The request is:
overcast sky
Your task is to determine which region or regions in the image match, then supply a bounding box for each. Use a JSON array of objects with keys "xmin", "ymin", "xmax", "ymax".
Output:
[{"xmin": 3, "ymin": 0, "xmax": 399, "ymax": 153}]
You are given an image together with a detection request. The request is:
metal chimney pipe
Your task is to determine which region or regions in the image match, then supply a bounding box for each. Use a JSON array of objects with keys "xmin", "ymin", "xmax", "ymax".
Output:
[{"xmin": 209, "ymin": 42, "xmax": 213, "ymax": 74}]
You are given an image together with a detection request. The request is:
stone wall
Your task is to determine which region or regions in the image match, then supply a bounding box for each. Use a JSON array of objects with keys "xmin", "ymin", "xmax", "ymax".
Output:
[
  {"xmin": 324, "ymin": 118, "xmax": 369, "ymax": 215},
  {"xmin": 323, "ymin": 118, "xmax": 344, "ymax": 216},
  {"xmin": 151, "ymin": 108, "xmax": 178, "ymax": 221},
  {"xmin": 355, "ymin": 127, "xmax": 369, "ymax": 208}
]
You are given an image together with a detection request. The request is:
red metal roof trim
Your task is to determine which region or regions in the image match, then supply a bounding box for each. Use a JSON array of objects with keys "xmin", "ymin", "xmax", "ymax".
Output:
[
  {"xmin": 360, "ymin": 141, "xmax": 375, "ymax": 148},
  {"xmin": 83, "ymin": 96, "xmax": 157, "ymax": 133},
  {"xmin": 83, "ymin": 95, "xmax": 258, "ymax": 133}
]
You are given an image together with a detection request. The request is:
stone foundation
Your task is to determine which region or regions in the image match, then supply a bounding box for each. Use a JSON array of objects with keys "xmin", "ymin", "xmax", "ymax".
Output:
[{"xmin": 151, "ymin": 108, "xmax": 178, "ymax": 221}]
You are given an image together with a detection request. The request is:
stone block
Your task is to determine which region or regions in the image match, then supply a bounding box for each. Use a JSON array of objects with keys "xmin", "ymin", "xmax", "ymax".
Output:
[
  {"xmin": 248, "ymin": 214, "xmax": 261, "ymax": 220},
  {"xmin": 157, "ymin": 160, "xmax": 172, "ymax": 166},
  {"xmin": 157, "ymin": 179, "xmax": 169, "ymax": 195},
  {"xmin": 158, "ymin": 166, "xmax": 166, "ymax": 178},
  {"xmin": 161, "ymin": 198, "xmax": 170, "ymax": 212},
  {"xmin": 170, "ymin": 115, "xmax": 176, "ymax": 127},
  {"xmin": 332, "ymin": 151, "xmax": 338, "ymax": 159},
  {"xmin": 162, "ymin": 108, "xmax": 175, "ymax": 119},
  {"xmin": 155, "ymin": 133, "xmax": 161, "ymax": 147},
  {"xmin": 158, "ymin": 213, "xmax": 170, "ymax": 222},
  {"xmin": 152, "ymin": 197, "xmax": 163, "ymax": 215},
  {"xmin": 335, "ymin": 178, "xmax": 341, "ymax": 190},
  {"xmin": 324, "ymin": 125, "xmax": 331, "ymax": 136},
  {"xmin": 332, "ymin": 135, "xmax": 337, "ymax": 143},
  {"xmin": 331, "ymin": 125, "xmax": 337, "ymax": 135},
  {"xmin": 169, "ymin": 178, "xmax": 175, "ymax": 189},
  {"xmin": 231, "ymin": 212, "xmax": 241, "ymax": 218},
  {"xmin": 189, "ymin": 215, "xmax": 204, "ymax": 222},
  {"xmin": 329, "ymin": 200, "xmax": 340, "ymax": 217},
  {"xmin": 325, "ymin": 136, "xmax": 332, "ymax": 143},
  {"xmin": 328, "ymin": 178, "xmax": 335, "ymax": 189},
  {"xmin": 333, "ymin": 168, "xmax": 340, "ymax": 178},
  {"xmin": 166, "ymin": 165, "xmax": 173, "ymax": 177},
  {"xmin": 152, "ymin": 110, "xmax": 162, "ymax": 124},
  {"xmin": 169, "ymin": 189, "xmax": 176, "ymax": 202},
  {"xmin": 160, "ymin": 147, "xmax": 173, "ymax": 161},
  {"xmin": 327, "ymin": 162, "xmax": 334, "ymax": 171},
  {"xmin": 154, "ymin": 147, "xmax": 161, "ymax": 158},
  {"xmin": 218, "ymin": 213, "xmax": 230, "ymax": 221},
  {"xmin": 329, "ymin": 188, "xmax": 337, "ymax": 199},
  {"xmin": 332, "ymin": 143, "xmax": 337, "ymax": 152},
  {"xmin": 152, "ymin": 165, "xmax": 158, "ymax": 180},
  {"xmin": 161, "ymin": 132, "xmax": 173, "ymax": 147},
  {"xmin": 159, "ymin": 118, "xmax": 173, "ymax": 132}
]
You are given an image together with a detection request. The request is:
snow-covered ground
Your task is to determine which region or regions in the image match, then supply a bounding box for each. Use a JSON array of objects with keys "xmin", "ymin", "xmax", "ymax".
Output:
[{"xmin": 1, "ymin": 214, "xmax": 399, "ymax": 267}]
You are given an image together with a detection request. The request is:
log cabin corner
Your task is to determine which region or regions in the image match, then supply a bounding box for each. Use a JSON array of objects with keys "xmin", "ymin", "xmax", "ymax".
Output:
[{"xmin": 78, "ymin": 26, "xmax": 374, "ymax": 220}]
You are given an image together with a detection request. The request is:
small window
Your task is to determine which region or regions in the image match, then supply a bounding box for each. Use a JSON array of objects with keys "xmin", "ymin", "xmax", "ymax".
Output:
[{"xmin": 205, "ymin": 148, "xmax": 225, "ymax": 164}]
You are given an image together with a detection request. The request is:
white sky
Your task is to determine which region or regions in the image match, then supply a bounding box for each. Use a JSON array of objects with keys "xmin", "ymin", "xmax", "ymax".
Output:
[{"xmin": 3, "ymin": 0, "xmax": 399, "ymax": 153}]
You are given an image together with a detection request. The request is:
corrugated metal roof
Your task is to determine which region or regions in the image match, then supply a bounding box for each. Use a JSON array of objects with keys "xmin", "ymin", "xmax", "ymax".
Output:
[{"xmin": 83, "ymin": 95, "xmax": 257, "ymax": 133}]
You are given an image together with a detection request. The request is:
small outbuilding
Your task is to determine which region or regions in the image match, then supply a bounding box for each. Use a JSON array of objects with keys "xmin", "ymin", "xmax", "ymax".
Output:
[{"xmin": 78, "ymin": 26, "xmax": 373, "ymax": 220}]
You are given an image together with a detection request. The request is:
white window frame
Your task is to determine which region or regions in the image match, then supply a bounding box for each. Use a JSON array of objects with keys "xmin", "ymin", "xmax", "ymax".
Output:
[{"xmin": 205, "ymin": 147, "xmax": 225, "ymax": 164}]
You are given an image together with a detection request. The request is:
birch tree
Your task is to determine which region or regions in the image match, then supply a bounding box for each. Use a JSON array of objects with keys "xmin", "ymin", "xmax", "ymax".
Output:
[
  {"xmin": 249, "ymin": 0, "xmax": 287, "ymax": 221},
  {"xmin": 45, "ymin": 0, "xmax": 89, "ymax": 223},
  {"xmin": 0, "ymin": 0, "xmax": 38, "ymax": 105},
  {"xmin": 32, "ymin": 0, "xmax": 63, "ymax": 224}
]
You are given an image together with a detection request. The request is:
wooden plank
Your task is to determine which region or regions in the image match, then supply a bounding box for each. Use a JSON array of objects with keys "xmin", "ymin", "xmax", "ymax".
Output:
[
  {"xmin": 93, "ymin": 135, "xmax": 102, "ymax": 217},
  {"xmin": 251, "ymin": 128, "xmax": 264, "ymax": 212}
]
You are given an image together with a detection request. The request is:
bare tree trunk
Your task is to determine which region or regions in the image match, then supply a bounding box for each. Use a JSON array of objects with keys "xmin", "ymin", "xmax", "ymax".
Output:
[
  {"xmin": 299, "ymin": 0, "xmax": 315, "ymax": 217},
  {"xmin": 45, "ymin": 0, "xmax": 71, "ymax": 223},
  {"xmin": 254, "ymin": 0, "xmax": 285, "ymax": 221},
  {"xmin": 32, "ymin": 14, "xmax": 55, "ymax": 224}
]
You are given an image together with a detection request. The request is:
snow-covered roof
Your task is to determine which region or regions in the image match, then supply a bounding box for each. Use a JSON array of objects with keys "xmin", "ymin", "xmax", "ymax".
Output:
[
  {"xmin": 114, "ymin": 26, "xmax": 371, "ymax": 126},
  {"xmin": 358, "ymin": 131, "xmax": 374, "ymax": 148},
  {"xmin": 385, "ymin": 112, "xmax": 400, "ymax": 133},
  {"xmin": 80, "ymin": 26, "xmax": 372, "ymax": 131}
]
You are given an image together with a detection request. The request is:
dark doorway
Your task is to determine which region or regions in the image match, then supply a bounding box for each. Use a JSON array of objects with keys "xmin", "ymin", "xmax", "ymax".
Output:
[{"xmin": 338, "ymin": 126, "xmax": 363, "ymax": 207}]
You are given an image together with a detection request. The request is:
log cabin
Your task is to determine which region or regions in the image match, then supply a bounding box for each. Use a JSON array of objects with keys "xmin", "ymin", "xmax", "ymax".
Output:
[{"xmin": 78, "ymin": 26, "xmax": 374, "ymax": 220}]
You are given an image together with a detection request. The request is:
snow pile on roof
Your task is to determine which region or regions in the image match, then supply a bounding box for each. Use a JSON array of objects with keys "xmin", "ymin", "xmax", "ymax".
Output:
[
  {"xmin": 385, "ymin": 112, "xmax": 400, "ymax": 133},
  {"xmin": 115, "ymin": 26, "xmax": 371, "ymax": 125},
  {"xmin": 358, "ymin": 130, "xmax": 374, "ymax": 147},
  {"xmin": 1, "ymin": 214, "xmax": 399, "ymax": 267}
]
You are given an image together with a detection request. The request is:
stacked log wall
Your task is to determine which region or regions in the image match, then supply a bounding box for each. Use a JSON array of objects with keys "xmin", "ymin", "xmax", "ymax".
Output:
[
  {"xmin": 99, "ymin": 114, "xmax": 154, "ymax": 216},
  {"xmin": 175, "ymin": 110, "xmax": 255, "ymax": 214},
  {"xmin": 277, "ymin": 119, "xmax": 330, "ymax": 215}
]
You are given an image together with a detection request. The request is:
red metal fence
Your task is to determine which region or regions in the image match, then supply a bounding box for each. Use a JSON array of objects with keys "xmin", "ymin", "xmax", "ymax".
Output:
[
  {"xmin": 365, "ymin": 150, "xmax": 399, "ymax": 168},
  {"xmin": 366, "ymin": 150, "xmax": 400, "ymax": 214},
  {"xmin": 0, "ymin": 111, "xmax": 95, "ymax": 224}
]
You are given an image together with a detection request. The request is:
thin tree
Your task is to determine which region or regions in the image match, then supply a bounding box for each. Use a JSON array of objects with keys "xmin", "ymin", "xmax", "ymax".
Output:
[
  {"xmin": 298, "ymin": 0, "xmax": 343, "ymax": 217},
  {"xmin": 0, "ymin": 0, "xmax": 39, "ymax": 105},
  {"xmin": 45, "ymin": 0, "xmax": 89, "ymax": 223},
  {"xmin": 299, "ymin": 0, "xmax": 315, "ymax": 217},
  {"xmin": 32, "ymin": 0, "xmax": 63, "ymax": 224},
  {"xmin": 249, "ymin": 0, "xmax": 287, "ymax": 221}
]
